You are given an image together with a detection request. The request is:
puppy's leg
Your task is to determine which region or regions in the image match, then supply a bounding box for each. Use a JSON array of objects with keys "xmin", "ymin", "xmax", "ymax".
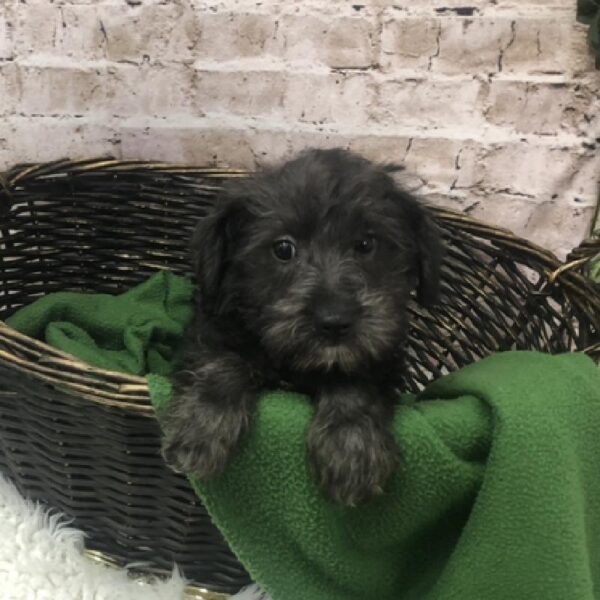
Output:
[
  {"xmin": 308, "ymin": 384, "xmax": 399, "ymax": 506},
  {"xmin": 161, "ymin": 352, "xmax": 257, "ymax": 480}
]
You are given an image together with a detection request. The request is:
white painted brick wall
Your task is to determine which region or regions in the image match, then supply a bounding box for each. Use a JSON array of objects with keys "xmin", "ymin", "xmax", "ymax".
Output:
[{"xmin": 0, "ymin": 0, "xmax": 598, "ymax": 257}]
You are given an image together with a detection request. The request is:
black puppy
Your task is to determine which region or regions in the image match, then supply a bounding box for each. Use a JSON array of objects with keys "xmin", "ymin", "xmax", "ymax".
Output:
[{"xmin": 161, "ymin": 148, "xmax": 443, "ymax": 506}]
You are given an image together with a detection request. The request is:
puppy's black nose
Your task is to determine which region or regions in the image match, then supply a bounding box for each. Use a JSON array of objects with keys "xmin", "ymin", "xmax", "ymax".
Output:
[{"xmin": 314, "ymin": 304, "xmax": 357, "ymax": 340}]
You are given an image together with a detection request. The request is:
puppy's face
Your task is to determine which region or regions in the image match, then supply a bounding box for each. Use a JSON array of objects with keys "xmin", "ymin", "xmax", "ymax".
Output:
[{"xmin": 193, "ymin": 149, "xmax": 443, "ymax": 374}]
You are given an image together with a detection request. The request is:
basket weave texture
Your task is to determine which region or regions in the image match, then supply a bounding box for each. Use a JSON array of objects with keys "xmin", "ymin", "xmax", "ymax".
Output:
[
  {"xmin": 0, "ymin": 159, "xmax": 598, "ymax": 594},
  {"xmin": 567, "ymin": 234, "xmax": 600, "ymax": 284}
]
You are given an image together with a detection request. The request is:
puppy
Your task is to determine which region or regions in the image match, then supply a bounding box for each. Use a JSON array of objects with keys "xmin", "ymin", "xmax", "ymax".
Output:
[{"xmin": 161, "ymin": 148, "xmax": 443, "ymax": 506}]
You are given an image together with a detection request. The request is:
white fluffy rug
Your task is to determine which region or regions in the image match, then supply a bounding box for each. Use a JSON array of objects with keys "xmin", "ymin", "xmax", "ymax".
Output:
[{"xmin": 0, "ymin": 474, "xmax": 268, "ymax": 600}]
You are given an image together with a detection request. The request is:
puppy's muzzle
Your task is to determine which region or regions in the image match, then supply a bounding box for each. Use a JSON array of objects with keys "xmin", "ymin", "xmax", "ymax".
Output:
[{"xmin": 313, "ymin": 297, "xmax": 362, "ymax": 343}]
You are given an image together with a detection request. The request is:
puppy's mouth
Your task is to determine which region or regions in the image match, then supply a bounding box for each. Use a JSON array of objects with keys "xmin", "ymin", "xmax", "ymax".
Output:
[
  {"xmin": 278, "ymin": 326, "xmax": 388, "ymax": 375},
  {"xmin": 317, "ymin": 329, "xmax": 353, "ymax": 347},
  {"xmin": 259, "ymin": 293, "xmax": 402, "ymax": 374},
  {"xmin": 295, "ymin": 341, "xmax": 363, "ymax": 374}
]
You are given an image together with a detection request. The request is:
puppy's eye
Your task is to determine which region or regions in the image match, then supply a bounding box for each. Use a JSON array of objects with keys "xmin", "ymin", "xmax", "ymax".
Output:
[
  {"xmin": 273, "ymin": 239, "xmax": 297, "ymax": 261},
  {"xmin": 354, "ymin": 236, "xmax": 376, "ymax": 255}
]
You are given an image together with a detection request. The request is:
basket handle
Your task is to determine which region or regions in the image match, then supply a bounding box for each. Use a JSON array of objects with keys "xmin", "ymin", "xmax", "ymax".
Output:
[{"xmin": 0, "ymin": 172, "xmax": 12, "ymax": 216}]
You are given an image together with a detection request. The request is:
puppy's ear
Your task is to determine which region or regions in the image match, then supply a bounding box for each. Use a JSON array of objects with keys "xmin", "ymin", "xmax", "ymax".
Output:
[
  {"xmin": 190, "ymin": 196, "xmax": 243, "ymax": 315},
  {"xmin": 411, "ymin": 206, "xmax": 443, "ymax": 307},
  {"xmin": 389, "ymin": 188, "xmax": 443, "ymax": 307}
]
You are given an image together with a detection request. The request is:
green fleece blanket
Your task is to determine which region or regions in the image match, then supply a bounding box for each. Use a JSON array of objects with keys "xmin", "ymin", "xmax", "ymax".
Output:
[
  {"xmin": 6, "ymin": 271, "xmax": 194, "ymax": 376},
  {"xmin": 6, "ymin": 273, "xmax": 600, "ymax": 600},
  {"xmin": 578, "ymin": 0, "xmax": 600, "ymax": 68}
]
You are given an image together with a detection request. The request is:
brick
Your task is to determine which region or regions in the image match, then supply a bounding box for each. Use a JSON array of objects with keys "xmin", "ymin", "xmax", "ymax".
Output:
[
  {"xmin": 284, "ymin": 72, "xmax": 377, "ymax": 127},
  {"xmin": 415, "ymin": 191, "xmax": 472, "ymax": 214},
  {"xmin": 380, "ymin": 16, "xmax": 440, "ymax": 72},
  {"xmin": 347, "ymin": 135, "xmax": 412, "ymax": 166},
  {"xmin": 501, "ymin": 0, "xmax": 578, "ymax": 6},
  {"xmin": 284, "ymin": 130, "xmax": 354, "ymax": 158},
  {"xmin": 0, "ymin": 6, "xmax": 13, "ymax": 60},
  {"xmin": 16, "ymin": 65, "xmax": 105, "ymax": 116},
  {"xmin": 484, "ymin": 81, "xmax": 596, "ymax": 136},
  {"xmin": 525, "ymin": 201, "xmax": 595, "ymax": 258},
  {"xmin": 15, "ymin": 63, "xmax": 196, "ymax": 117},
  {"xmin": 120, "ymin": 123, "xmax": 292, "ymax": 168},
  {"xmin": 0, "ymin": 117, "xmax": 120, "ymax": 168},
  {"xmin": 102, "ymin": 65, "xmax": 196, "ymax": 116},
  {"xmin": 57, "ymin": 5, "xmax": 110, "ymax": 61},
  {"xmin": 121, "ymin": 124, "xmax": 256, "ymax": 167},
  {"xmin": 11, "ymin": 4, "xmax": 121, "ymax": 61},
  {"xmin": 352, "ymin": 136, "xmax": 483, "ymax": 194},
  {"xmin": 0, "ymin": 64, "xmax": 19, "ymax": 116},
  {"xmin": 12, "ymin": 4, "xmax": 63, "ymax": 58},
  {"xmin": 479, "ymin": 144, "xmax": 588, "ymax": 198},
  {"xmin": 467, "ymin": 194, "xmax": 538, "ymax": 238},
  {"xmin": 445, "ymin": 191, "xmax": 593, "ymax": 260},
  {"xmin": 98, "ymin": 4, "xmax": 199, "ymax": 63},
  {"xmin": 12, "ymin": 3, "xmax": 199, "ymax": 64},
  {"xmin": 11, "ymin": 1, "xmax": 127, "ymax": 4},
  {"xmin": 379, "ymin": 0, "xmax": 570, "ymax": 11},
  {"xmin": 279, "ymin": 15, "xmax": 375, "ymax": 68},
  {"xmin": 432, "ymin": 18, "xmax": 515, "ymax": 74},
  {"xmin": 194, "ymin": 13, "xmax": 278, "ymax": 62},
  {"xmin": 371, "ymin": 78, "xmax": 485, "ymax": 129},
  {"xmin": 195, "ymin": 69, "xmax": 286, "ymax": 118},
  {"xmin": 324, "ymin": 16, "xmax": 375, "ymax": 68},
  {"xmin": 244, "ymin": 129, "xmax": 294, "ymax": 166},
  {"xmin": 448, "ymin": 141, "xmax": 486, "ymax": 192},
  {"xmin": 563, "ymin": 151, "xmax": 600, "ymax": 205},
  {"xmin": 502, "ymin": 20, "xmax": 594, "ymax": 75},
  {"xmin": 404, "ymin": 137, "xmax": 484, "ymax": 192}
]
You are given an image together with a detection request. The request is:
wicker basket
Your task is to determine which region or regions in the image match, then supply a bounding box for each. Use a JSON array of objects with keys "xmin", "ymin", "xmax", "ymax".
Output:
[
  {"xmin": 0, "ymin": 159, "xmax": 598, "ymax": 596},
  {"xmin": 567, "ymin": 234, "xmax": 600, "ymax": 283}
]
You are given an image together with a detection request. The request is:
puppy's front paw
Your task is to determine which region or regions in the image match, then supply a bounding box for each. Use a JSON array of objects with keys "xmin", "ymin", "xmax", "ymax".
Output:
[
  {"xmin": 161, "ymin": 394, "xmax": 253, "ymax": 480},
  {"xmin": 308, "ymin": 421, "xmax": 399, "ymax": 507},
  {"xmin": 161, "ymin": 353, "xmax": 257, "ymax": 480},
  {"xmin": 162, "ymin": 404, "xmax": 248, "ymax": 479}
]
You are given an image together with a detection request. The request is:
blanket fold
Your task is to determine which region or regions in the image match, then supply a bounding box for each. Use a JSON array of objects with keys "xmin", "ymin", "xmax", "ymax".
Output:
[
  {"xmin": 6, "ymin": 271, "xmax": 194, "ymax": 376},
  {"xmin": 6, "ymin": 274, "xmax": 600, "ymax": 600}
]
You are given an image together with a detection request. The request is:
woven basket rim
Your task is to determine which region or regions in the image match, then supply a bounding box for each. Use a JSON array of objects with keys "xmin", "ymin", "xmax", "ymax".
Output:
[
  {"xmin": 1, "ymin": 158, "xmax": 598, "ymax": 414},
  {"xmin": 82, "ymin": 549, "xmax": 229, "ymax": 599}
]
